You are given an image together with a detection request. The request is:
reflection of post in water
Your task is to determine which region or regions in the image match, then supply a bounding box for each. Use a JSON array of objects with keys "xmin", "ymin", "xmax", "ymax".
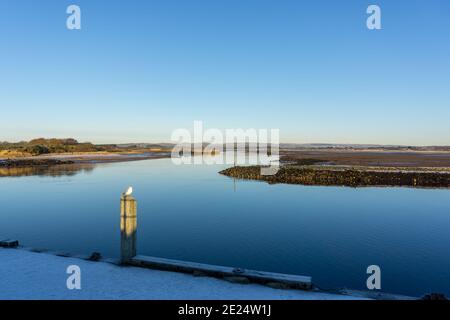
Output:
[
  {"xmin": 233, "ymin": 144, "xmax": 237, "ymax": 192},
  {"xmin": 120, "ymin": 191, "xmax": 137, "ymax": 264}
]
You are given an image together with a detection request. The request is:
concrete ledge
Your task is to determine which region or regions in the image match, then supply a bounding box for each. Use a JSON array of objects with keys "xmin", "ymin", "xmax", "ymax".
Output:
[{"xmin": 129, "ymin": 255, "xmax": 312, "ymax": 290}]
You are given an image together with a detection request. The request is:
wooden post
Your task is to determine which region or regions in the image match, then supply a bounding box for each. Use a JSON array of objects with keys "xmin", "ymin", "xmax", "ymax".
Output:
[{"xmin": 120, "ymin": 194, "xmax": 137, "ymax": 264}]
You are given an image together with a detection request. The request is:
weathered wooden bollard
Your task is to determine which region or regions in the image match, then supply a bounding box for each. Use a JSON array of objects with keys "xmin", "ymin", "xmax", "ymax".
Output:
[{"xmin": 120, "ymin": 188, "xmax": 137, "ymax": 264}]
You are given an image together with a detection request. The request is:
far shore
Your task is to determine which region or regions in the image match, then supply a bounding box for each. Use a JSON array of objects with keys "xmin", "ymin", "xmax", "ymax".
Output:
[
  {"xmin": 0, "ymin": 151, "xmax": 172, "ymax": 167},
  {"xmin": 3, "ymin": 147, "xmax": 450, "ymax": 166},
  {"xmin": 2, "ymin": 148, "xmax": 450, "ymax": 185}
]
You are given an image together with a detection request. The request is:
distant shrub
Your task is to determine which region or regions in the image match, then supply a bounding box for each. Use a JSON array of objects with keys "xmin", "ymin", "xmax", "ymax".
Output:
[
  {"xmin": 28, "ymin": 138, "xmax": 47, "ymax": 145},
  {"xmin": 23, "ymin": 144, "xmax": 50, "ymax": 155},
  {"xmin": 29, "ymin": 138, "xmax": 79, "ymax": 146},
  {"xmin": 2, "ymin": 138, "xmax": 115, "ymax": 155},
  {"xmin": 62, "ymin": 138, "xmax": 79, "ymax": 145}
]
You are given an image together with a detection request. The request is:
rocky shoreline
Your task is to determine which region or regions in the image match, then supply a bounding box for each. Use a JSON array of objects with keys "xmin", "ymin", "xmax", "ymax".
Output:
[
  {"xmin": 0, "ymin": 158, "xmax": 74, "ymax": 167},
  {"xmin": 219, "ymin": 166, "xmax": 450, "ymax": 188}
]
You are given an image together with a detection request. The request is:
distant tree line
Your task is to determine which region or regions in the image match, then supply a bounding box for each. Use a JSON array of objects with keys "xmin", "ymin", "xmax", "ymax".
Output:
[
  {"xmin": 0, "ymin": 138, "xmax": 100, "ymax": 156},
  {"xmin": 0, "ymin": 138, "xmax": 173, "ymax": 157}
]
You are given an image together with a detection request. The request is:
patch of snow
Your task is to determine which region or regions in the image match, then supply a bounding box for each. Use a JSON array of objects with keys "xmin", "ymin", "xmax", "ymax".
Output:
[{"xmin": 0, "ymin": 248, "xmax": 365, "ymax": 300}]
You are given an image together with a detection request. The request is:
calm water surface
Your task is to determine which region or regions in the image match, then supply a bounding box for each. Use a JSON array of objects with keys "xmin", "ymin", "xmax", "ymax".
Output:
[{"xmin": 1, "ymin": 158, "xmax": 450, "ymax": 297}]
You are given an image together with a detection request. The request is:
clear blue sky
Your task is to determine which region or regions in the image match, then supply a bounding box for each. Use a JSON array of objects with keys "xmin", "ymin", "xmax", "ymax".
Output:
[{"xmin": 1, "ymin": 0, "xmax": 449, "ymax": 145}]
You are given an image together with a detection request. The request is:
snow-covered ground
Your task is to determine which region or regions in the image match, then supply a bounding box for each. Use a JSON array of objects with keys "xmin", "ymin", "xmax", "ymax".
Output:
[{"xmin": 0, "ymin": 248, "xmax": 364, "ymax": 300}]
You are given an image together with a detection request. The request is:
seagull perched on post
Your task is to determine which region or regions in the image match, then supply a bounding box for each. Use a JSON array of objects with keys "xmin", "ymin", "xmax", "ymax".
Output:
[{"xmin": 123, "ymin": 186, "xmax": 133, "ymax": 197}]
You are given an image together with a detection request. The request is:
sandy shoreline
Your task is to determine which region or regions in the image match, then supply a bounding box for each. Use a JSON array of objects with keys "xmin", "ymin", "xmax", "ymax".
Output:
[{"xmin": 0, "ymin": 151, "xmax": 172, "ymax": 165}]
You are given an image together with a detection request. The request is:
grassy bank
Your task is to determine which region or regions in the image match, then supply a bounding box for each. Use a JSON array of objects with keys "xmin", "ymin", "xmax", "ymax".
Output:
[{"xmin": 0, "ymin": 138, "xmax": 172, "ymax": 158}]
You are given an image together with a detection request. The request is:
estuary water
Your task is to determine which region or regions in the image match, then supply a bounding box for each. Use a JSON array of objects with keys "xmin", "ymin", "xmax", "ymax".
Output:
[{"xmin": 1, "ymin": 157, "xmax": 449, "ymax": 297}]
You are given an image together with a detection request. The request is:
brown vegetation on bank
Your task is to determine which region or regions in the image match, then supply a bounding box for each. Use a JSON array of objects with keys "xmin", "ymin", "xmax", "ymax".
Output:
[
  {"xmin": 0, "ymin": 138, "xmax": 101, "ymax": 156},
  {"xmin": 0, "ymin": 138, "xmax": 173, "ymax": 158}
]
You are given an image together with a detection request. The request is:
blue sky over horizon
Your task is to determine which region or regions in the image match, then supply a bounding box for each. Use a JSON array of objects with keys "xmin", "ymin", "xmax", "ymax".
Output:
[{"xmin": 1, "ymin": 0, "xmax": 449, "ymax": 145}]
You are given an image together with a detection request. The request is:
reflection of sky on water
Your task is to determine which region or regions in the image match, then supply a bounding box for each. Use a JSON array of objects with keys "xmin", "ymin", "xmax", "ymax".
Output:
[{"xmin": 0, "ymin": 158, "xmax": 449, "ymax": 297}]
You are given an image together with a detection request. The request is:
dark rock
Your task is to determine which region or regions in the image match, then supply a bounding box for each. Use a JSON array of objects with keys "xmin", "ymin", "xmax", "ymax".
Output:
[
  {"xmin": 192, "ymin": 270, "xmax": 207, "ymax": 277},
  {"xmin": 87, "ymin": 252, "xmax": 102, "ymax": 261},
  {"xmin": 56, "ymin": 252, "xmax": 72, "ymax": 257},
  {"xmin": 0, "ymin": 158, "xmax": 74, "ymax": 168},
  {"xmin": 0, "ymin": 240, "xmax": 19, "ymax": 248},
  {"xmin": 232, "ymin": 268, "xmax": 246, "ymax": 274},
  {"xmin": 421, "ymin": 293, "xmax": 448, "ymax": 300},
  {"xmin": 223, "ymin": 276, "xmax": 250, "ymax": 284},
  {"xmin": 266, "ymin": 282, "xmax": 291, "ymax": 290}
]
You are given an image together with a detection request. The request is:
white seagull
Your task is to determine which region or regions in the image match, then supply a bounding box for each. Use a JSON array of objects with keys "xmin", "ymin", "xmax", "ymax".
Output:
[{"xmin": 123, "ymin": 186, "xmax": 133, "ymax": 196}]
